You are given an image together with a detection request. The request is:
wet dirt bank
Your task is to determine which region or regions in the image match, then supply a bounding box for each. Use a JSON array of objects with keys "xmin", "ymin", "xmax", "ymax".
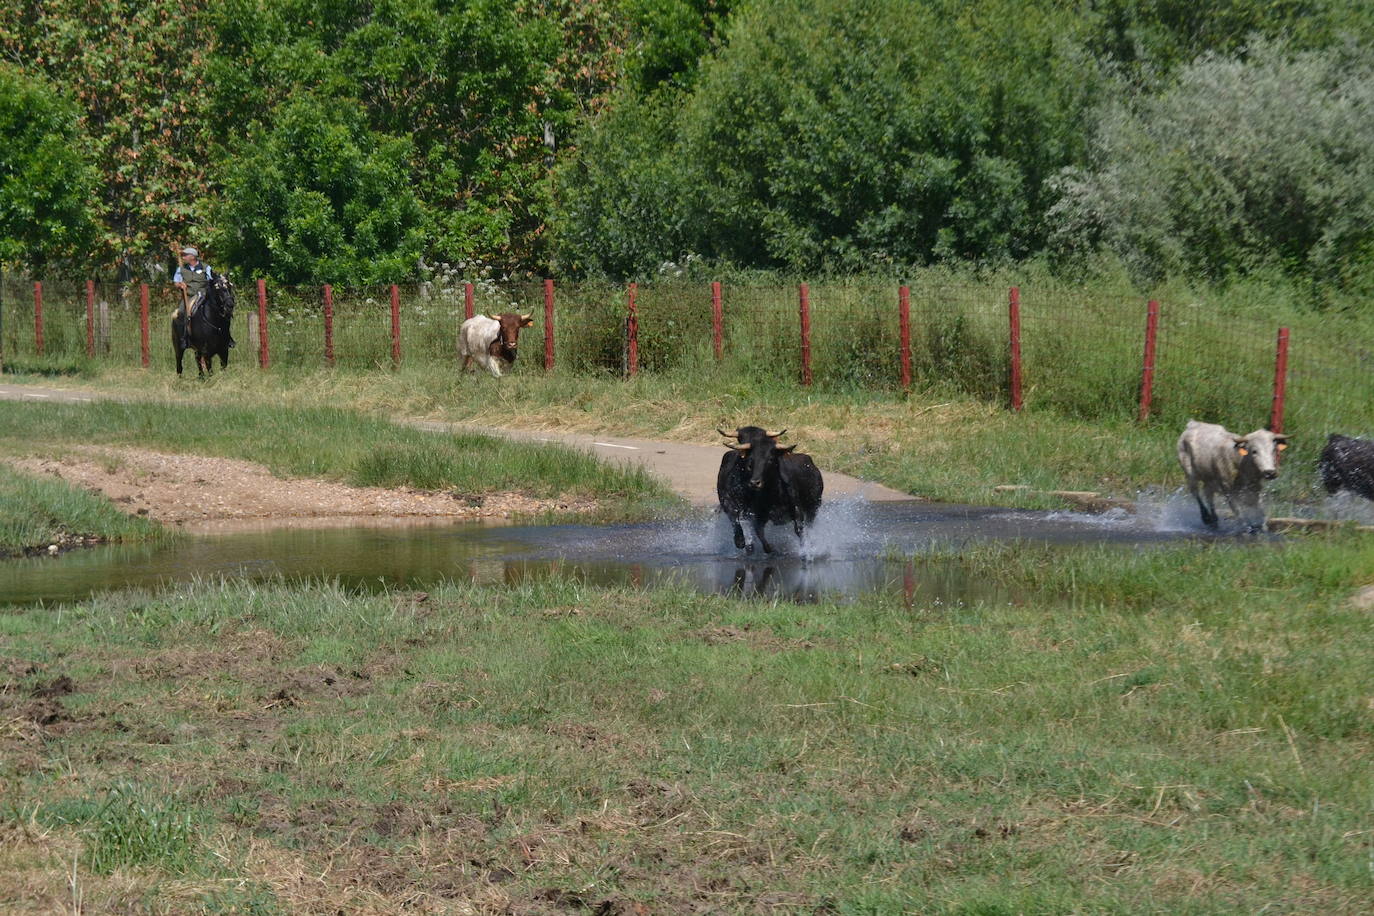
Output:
[{"xmin": 6, "ymin": 446, "xmax": 596, "ymax": 531}]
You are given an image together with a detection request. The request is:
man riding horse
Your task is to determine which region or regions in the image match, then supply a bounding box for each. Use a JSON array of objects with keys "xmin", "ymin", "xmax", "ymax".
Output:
[{"xmin": 173, "ymin": 246, "xmax": 235, "ymax": 350}]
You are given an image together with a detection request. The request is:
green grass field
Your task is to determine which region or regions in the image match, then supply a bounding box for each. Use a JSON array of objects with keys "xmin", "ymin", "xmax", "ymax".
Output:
[{"xmin": 2, "ymin": 535, "xmax": 1371, "ymax": 913}]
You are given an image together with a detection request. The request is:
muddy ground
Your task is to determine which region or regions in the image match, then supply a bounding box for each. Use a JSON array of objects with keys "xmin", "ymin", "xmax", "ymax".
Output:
[{"xmin": 7, "ymin": 447, "xmax": 595, "ymax": 530}]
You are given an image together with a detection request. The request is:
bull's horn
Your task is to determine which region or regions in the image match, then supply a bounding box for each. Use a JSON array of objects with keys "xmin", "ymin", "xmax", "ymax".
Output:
[
  {"xmin": 765, "ymin": 428, "xmax": 787, "ymax": 439},
  {"xmin": 485, "ymin": 313, "xmax": 499, "ymax": 321},
  {"xmin": 717, "ymin": 428, "xmax": 738, "ymax": 439},
  {"xmin": 520, "ymin": 312, "xmax": 532, "ymax": 321}
]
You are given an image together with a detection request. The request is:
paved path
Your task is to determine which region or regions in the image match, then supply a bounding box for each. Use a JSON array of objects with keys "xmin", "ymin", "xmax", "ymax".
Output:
[
  {"xmin": 0, "ymin": 382, "xmax": 912, "ymax": 507},
  {"xmin": 0, "ymin": 382, "xmax": 96, "ymax": 404}
]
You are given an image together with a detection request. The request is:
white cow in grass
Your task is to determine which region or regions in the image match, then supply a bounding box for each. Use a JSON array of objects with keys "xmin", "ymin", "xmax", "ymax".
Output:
[
  {"xmin": 1177, "ymin": 419, "xmax": 1289, "ymax": 532},
  {"xmin": 458, "ymin": 313, "xmax": 534, "ymax": 377}
]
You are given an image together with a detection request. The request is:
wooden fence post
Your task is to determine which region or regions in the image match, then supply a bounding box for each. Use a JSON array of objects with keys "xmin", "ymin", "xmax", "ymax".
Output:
[
  {"xmin": 1138, "ymin": 299, "xmax": 1160, "ymax": 422},
  {"xmin": 626, "ymin": 282, "xmax": 639, "ymax": 377},
  {"xmin": 1008, "ymin": 286, "xmax": 1023, "ymax": 411},
  {"xmin": 139, "ymin": 283, "xmax": 150, "ymax": 368},
  {"xmin": 85, "ymin": 280, "xmax": 95, "ymax": 358},
  {"xmin": 33, "ymin": 281, "xmax": 44, "ymax": 356},
  {"xmin": 256, "ymin": 278, "xmax": 269, "ymax": 369},
  {"xmin": 543, "ymin": 278, "xmax": 555, "ymax": 371},
  {"xmin": 323, "ymin": 284, "xmax": 335, "ymax": 366},
  {"xmin": 389, "ymin": 284, "xmax": 401, "ymax": 366},
  {"xmin": 899, "ymin": 285, "xmax": 912, "ymax": 390},
  {"xmin": 711, "ymin": 281, "xmax": 723, "ymax": 361},
  {"xmin": 1271, "ymin": 327, "xmax": 1290, "ymax": 433},
  {"xmin": 799, "ymin": 283, "xmax": 812, "ymax": 386},
  {"xmin": 464, "ymin": 282, "xmax": 474, "ymax": 320}
]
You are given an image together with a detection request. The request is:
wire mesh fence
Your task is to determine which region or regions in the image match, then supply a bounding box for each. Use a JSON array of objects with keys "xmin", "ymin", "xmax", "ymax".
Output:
[{"xmin": 4, "ymin": 273, "xmax": 1373, "ymax": 441}]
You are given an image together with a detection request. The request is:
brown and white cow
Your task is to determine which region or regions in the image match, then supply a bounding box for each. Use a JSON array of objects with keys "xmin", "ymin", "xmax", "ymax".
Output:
[
  {"xmin": 1177, "ymin": 419, "xmax": 1289, "ymax": 532},
  {"xmin": 458, "ymin": 313, "xmax": 534, "ymax": 377}
]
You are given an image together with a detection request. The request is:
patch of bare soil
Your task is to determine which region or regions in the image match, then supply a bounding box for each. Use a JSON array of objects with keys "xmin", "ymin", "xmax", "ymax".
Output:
[
  {"xmin": 7, "ymin": 446, "xmax": 595, "ymax": 529},
  {"xmin": 695, "ymin": 624, "xmax": 816, "ymax": 652}
]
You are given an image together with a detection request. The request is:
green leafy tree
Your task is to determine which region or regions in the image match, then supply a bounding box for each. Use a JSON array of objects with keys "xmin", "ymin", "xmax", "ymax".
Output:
[
  {"xmin": 205, "ymin": 0, "xmax": 582, "ymax": 272},
  {"xmin": 1083, "ymin": 0, "xmax": 1374, "ymax": 75},
  {"xmin": 621, "ymin": 0, "xmax": 735, "ymax": 92},
  {"xmin": 0, "ymin": 0, "xmax": 215, "ymax": 270},
  {"xmin": 557, "ymin": 0, "xmax": 1099, "ymax": 276},
  {"xmin": 0, "ymin": 65, "xmax": 96, "ymax": 266},
  {"xmin": 211, "ymin": 97, "xmax": 426, "ymax": 283}
]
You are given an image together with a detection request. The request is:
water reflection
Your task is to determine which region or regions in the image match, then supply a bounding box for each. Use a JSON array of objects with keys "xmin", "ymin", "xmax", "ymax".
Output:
[{"xmin": 2, "ymin": 498, "xmax": 1217, "ymax": 608}]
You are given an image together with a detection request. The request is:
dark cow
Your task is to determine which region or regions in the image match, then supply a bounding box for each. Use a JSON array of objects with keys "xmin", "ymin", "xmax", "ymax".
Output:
[
  {"xmin": 1320, "ymin": 433, "xmax": 1374, "ymax": 501},
  {"xmin": 173, "ymin": 273, "xmax": 235, "ymax": 376},
  {"xmin": 716, "ymin": 426, "xmax": 824, "ymax": 554}
]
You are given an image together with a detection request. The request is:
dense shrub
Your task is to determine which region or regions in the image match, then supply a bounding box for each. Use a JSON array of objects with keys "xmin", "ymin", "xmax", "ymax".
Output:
[
  {"xmin": 211, "ymin": 97, "xmax": 426, "ymax": 284},
  {"xmin": 1049, "ymin": 41, "xmax": 1374, "ymax": 294}
]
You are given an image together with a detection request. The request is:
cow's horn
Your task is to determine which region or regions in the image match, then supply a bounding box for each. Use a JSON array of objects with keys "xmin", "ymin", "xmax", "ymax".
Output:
[
  {"xmin": 485, "ymin": 313, "xmax": 499, "ymax": 321},
  {"xmin": 520, "ymin": 312, "xmax": 532, "ymax": 321},
  {"xmin": 765, "ymin": 428, "xmax": 787, "ymax": 439},
  {"xmin": 717, "ymin": 428, "xmax": 737, "ymax": 439}
]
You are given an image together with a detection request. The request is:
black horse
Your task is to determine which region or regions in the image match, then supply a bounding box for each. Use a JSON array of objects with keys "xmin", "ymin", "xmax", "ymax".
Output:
[{"xmin": 173, "ymin": 274, "xmax": 235, "ymax": 376}]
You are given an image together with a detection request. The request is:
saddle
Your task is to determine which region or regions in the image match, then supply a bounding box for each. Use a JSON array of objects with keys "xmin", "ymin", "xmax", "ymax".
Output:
[{"xmin": 182, "ymin": 290, "xmax": 205, "ymax": 318}]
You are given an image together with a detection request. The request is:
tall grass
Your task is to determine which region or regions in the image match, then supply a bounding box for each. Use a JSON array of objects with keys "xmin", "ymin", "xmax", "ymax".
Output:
[
  {"xmin": 0, "ymin": 464, "xmax": 164, "ymax": 554},
  {"xmin": 9, "ymin": 265, "xmax": 1373, "ymax": 444},
  {"xmin": 39, "ymin": 785, "xmax": 201, "ymax": 876}
]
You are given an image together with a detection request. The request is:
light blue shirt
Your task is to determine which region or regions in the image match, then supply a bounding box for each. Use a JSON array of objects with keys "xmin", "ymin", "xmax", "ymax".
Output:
[{"xmin": 173, "ymin": 263, "xmax": 213, "ymax": 283}]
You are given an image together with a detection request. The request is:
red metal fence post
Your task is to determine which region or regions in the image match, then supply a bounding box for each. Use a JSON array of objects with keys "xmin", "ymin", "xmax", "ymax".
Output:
[
  {"xmin": 33, "ymin": 281, "xmax": 44, "ymax": 356},
  {"xmin": 464, "ymin": 282, "xmax": 474, "ymax": 320},
  {"xmin": 389, "ymin": 284, "xmax": 401, "ymax": 366},
  {"xmin": 323, "ymin": 284, "xmax": 335, "ymax": 366},
  {"xmin": 1138, "ymin": 298, "xmax": 1160, "ymax": 422},
  {"xmin": 711, "ymin": 281, "xmax": 723, "ymax": 361},
  {"xmin": 898, "ymin": 285, "xmax": 912, "ymax": 390},
  {"xmin": 1008, "ymin": 286, "xmax": 1023, "ymax": 411},
  {"xmin": 543, "ymin": 278, "xmax": 555, "ymax": 371},
  {"xmin": 1271, "ymin": 327, "xmax": 1290, "ymax": 433},
  {"xmin": 85, "ymin": 280, "xmax": 95, "ymax": 358},
  {"xmin": 626, "ymin": 282, "xmax": 639, "ymax": 377},
  {"xmin": 799, "ymin": 283, "xmax": 812, "ymax": 386},
  {"xmin": 256, "ymin": 278, "xmax": 269, "ymax": 369},
  {"xmin": 139, "ymin": 283, "xmax": 150, "ymax": 368}
]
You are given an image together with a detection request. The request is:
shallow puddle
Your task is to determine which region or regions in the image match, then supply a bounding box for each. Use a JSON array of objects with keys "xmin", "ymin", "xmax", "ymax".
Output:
[{"xmin": 1, "ymin": 497, "xmax": 1236, "ymax": 606}]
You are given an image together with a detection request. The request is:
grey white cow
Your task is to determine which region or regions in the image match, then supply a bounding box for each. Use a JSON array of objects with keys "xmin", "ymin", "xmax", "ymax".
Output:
[
  {"xmin": 1176, "ymin": 419, "xmax": 1289, "ymax": 532},
  {"xmin": 458, "ymin": 312, "xmax": 534, "ymax": 377}
]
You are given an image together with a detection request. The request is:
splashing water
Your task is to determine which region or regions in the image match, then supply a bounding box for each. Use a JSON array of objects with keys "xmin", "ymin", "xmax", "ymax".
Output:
[
  {"xmin": 1129, "ymin": 488, "xmax": 1217, "ymax": 533},
  {"xmin": 1321, "ymin": 490, "xmax": 1374, "ymax": 524},
  {"xmin": 685, "ymin": 496, "xmax": 888, "ymax": 562}
]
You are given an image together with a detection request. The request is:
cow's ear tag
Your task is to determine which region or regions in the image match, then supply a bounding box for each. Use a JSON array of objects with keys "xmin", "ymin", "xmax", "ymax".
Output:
[
  {"xmin": 1237, "ymin": 447, "xmax": 1249, "ymax": 457},
  {"xmin": 1276, "ymin": 442, "xmax": 1287, "ymax": 451}
]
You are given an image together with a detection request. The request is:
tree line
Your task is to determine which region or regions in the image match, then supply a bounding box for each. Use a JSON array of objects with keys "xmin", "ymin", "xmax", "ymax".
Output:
[{"xmin": 2, "ymin": 0, "xmax": 1371, "ymax": 298}]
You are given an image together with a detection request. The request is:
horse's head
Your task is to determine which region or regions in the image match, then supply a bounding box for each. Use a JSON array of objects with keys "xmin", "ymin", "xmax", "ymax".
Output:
[{"xmin": 208, "ymin": 274, "xmax": 235, "ymax": 318}]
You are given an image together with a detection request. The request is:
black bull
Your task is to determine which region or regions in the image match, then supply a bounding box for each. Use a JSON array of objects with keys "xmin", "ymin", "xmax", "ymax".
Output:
[
  {"xmin": 1320, "ymin": 433, "xmax": 1374, "ymax": 501},
  {"xmin": 716, "ymin": 426, "xmax": 824, "ymax": 554},
  {"xmin": 173, "ymin": 275, "xmax": 235, "ymax": 376}
]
